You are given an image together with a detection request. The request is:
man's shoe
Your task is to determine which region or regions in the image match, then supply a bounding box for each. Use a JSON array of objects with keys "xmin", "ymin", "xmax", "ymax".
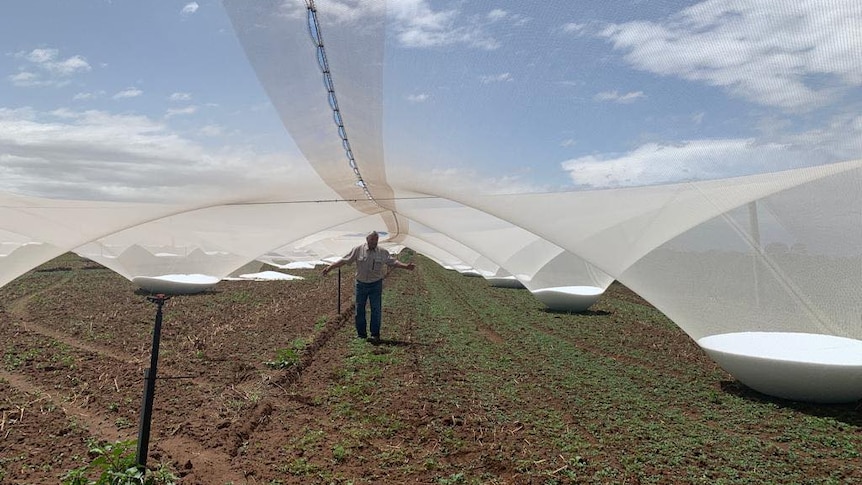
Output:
[
  {"xmin": 368, "ymin": 336, "xmax": 381, "ymax": 344},
  {"xmin": 357, "ymin": 334, "xmax": 368, "ymax": 339}
]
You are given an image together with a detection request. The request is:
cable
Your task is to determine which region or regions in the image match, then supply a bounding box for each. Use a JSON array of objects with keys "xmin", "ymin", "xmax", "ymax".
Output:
[{"xmin": 223, "ymin": 195, "xmax": 439, "ymax": 206}]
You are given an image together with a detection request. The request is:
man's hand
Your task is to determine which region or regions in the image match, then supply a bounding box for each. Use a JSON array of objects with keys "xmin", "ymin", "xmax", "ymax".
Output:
[
  {"xmin": 406, "ymin": 262, "xmax": 416, "ymax": 271},
  {"xmin": 322, "ymin": 266, "xmax": 331, "ymax": 276}
]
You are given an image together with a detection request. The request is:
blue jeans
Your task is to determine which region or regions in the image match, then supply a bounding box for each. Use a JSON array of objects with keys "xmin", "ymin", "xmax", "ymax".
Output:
[{"xmin": 355, "ymin": 279, "xmax": 383, "ymax": 338}]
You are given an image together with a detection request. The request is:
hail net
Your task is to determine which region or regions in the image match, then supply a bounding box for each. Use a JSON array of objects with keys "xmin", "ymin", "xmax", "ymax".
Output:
[{"xmin": 2, "ymin": 1, "xmax": 861, "ymax": 360}]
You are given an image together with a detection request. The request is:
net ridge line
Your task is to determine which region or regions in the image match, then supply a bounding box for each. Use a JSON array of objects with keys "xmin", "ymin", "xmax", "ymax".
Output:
[
  {"xmin": 0, "ymin": 196, "xmax": 439, "ymax": 209},
  {"xmin": 223, "ymin": 196, "xmax": 439, "ymax": 206},
  {"xmin": 305, "ymin": 0, "xmax": 408, "ymax": 239},
  {"xmin": 304, "ymin": 0, "xmax": 373, "ymax": 202}
]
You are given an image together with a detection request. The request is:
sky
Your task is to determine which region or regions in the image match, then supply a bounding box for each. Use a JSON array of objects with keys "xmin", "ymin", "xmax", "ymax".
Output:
[{"xmin": 1, "ymin": 0, "xmax": 862, "ymax": 201}]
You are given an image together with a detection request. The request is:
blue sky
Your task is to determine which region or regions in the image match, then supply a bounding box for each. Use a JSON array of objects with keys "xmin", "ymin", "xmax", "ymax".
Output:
[
  {"xmin": 1, "ymin": 0, "xmax": 861, "ymax": 200},
  {"xmin": 0, "ymin": 0, "xmax": 307, "ymax": 200},
  {"xmin": 0, "ymin": 1, "xmax": 286, "ymax": 144},
  {"xmin": 380, "ymin": 0, "xmax": 862, "ymax": 191}
]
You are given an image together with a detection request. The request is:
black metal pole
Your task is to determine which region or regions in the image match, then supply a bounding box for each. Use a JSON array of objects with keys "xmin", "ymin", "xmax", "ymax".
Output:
[
  {"xmin": 337, "ymin": 267, "xmax": 342, "ymax": 314},
  {"xmin": 136, "ymin": 294, "xmax": 170, "ymax": 470}
]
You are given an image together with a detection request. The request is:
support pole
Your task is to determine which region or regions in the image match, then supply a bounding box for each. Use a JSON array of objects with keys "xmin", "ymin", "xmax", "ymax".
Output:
[
  {"xmin": 337, "ymin": 267, "xmax": 342, "ymax": 314},
  {"xmin": 136, "ymin": 294, "xmax": 170, "ymax": 471}
]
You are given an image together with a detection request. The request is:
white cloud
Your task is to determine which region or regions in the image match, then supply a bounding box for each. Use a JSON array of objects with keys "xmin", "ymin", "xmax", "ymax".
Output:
[
  {"xmin": 406, "ymin": 93, "xmax": 429, "ymax": 103},
  {"xmin": 113, "ymin": 87, "xmax": 143, "ymax": 99},
  {"xmin": 593, "ymin": 90, "xmax": 645, "ymax": 104},
  {"xmin": 9, "ymin": 48, "xmax": 91, "ymax": 87},
  {"xmin": 391, "ymin": 0, "xmax": 500, "ymax": 50},
  {"xmin": 49, "ymin": 56, "xmax": 90, "ymax": 76},
  {"xmin": 279, "ymin": 0, "xmax": 502, "ymax": 50},
  {"xmin": 73, "ymin": 92, "xmax": 97, "ymax": 101},
  {"xmin": 487, "ymin": 9, "xmax": 507, "ymax": 22},
  {"xmin": 49, "ymin": 108, "xmax": 79, "ymax": 119},
  {"xmin": 8, "ymin": 71, "xmax": 41, "ymax": 87},
  {"xmin": 23, "ymin": 48, "xmax": 56, "ymax": 64},
  {"xmin": 278, "ymin": 1, "xmax": 384, "ymax": 23},
  {"xmin": 560, "ymin": 139, "xmax": 577, "ymax": 148},
  {"xmin": 0, "ymin": 108, "xmax": 305, "ymax": 201},
  {"xmin": 0, "ymin": 107, "xmax": 37, "ymax": 121},
  {"xmin": 599, "ymin": 0, "xmax": 862, "ymax": 110},
  {"xmin": 562, "ymin": 139, "xmax": 785, "ymax": 187},
  {"xmin": 18, "ymin": 48, "xmax": 91, "ymax": 76},
  {"xmin": 561, "ymin": 112, "xmax": 862, "ymax": 188},
  {"xmin": 560, "ymin": 22, "xmax": 588, "ymax": 35},
  {"xmin": 480, "ymin": 72, "xmax": 512, "ymax": 84},
  {"xmin": 556, "ymin": 80, "xmax": 581, "ymax": 88},
  {"xmin": 403, "ymin": 167, "xmax": 548, "ymax": 195},
  {"xmin": 181, "ymin": 2, "xmax": 199, "ymax": 15},
  {"xmin": 169, "ymin": 92, "xmax": 192, "ymax": 101},
  {"xmin": 485, "ymin": 8, "xmax": 529, "ymax": 26},
  {"xmin": 165, "ymin": 106, "xmax": 198, "ymax": 118}
]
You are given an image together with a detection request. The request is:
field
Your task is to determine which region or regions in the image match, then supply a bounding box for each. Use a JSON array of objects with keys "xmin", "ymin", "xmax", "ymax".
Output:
[{"xmin": 1, "ymin": 253, "xmax": 860, "ymax": 484}]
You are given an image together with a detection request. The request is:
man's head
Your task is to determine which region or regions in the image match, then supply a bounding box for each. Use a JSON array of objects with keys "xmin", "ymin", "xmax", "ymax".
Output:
[{"xmin": 366, "ymin": 231, "xmax": 379, "ymax": 250}]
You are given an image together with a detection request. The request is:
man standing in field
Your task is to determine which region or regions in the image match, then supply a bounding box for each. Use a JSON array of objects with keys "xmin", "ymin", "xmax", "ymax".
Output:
[{"xmin": 322, "ymin": 231, "xmax": 415, "ymax": 343}]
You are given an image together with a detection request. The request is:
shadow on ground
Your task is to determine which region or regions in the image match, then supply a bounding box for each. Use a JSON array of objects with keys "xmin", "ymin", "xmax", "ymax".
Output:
[{"xmin": 720, "ymin": 380, "xmax": 862, "ymax": 426}]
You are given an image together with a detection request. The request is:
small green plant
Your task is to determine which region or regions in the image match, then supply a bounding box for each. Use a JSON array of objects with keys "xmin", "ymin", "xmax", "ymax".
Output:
[
  {"xmin": 282, "ymin": 457, "xmax": 318, "ymax": 476},
  {"xmin": 332, "ymin": 443, "xmax": 348, "ymax": 463},
  {"xmin": 286, "ymin": 428, "xmax": 325, "ymax": 454},
  {"xmin": 3, "ymin": 348, "xmax": 40, "ymax": 370},
  {"xmin": 61, "ymin": 439, "xmax": 177, "ymax": 485},
  {"xmin": 437, "ymin": 472, "xmax": 466, "ymax": 484},
  {"xmin": 149, "ymin": 464, "xmax": 178, "ymax": 484},
  {"xmin": 264, "ymin": 338, "xmax": 307, "ymax": 369},
  {"xmin": 264, "ymin": 348, "xmax": 300, "ymax": 369},
  {"xmin": 314, "ymin": 315, "xmax": 328, "ymax": 331},
  {"xmin": 114, "ymin": 417, "xmax": 134, "ymax": 429},
  {"xmin": 229, "ymin": 290, "xmax": 253, "ymax": 303}
]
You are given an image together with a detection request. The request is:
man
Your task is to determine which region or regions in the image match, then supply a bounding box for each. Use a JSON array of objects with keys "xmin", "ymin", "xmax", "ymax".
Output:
[{"xmin": 322, "ymin": 231, "xmax": 415, "ymax": 342}]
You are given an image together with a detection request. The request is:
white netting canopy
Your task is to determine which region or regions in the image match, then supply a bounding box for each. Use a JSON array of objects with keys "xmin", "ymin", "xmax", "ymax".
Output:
[{"xmin": 2, "ymin": 0, "xmax": 862, "ymax": 402}]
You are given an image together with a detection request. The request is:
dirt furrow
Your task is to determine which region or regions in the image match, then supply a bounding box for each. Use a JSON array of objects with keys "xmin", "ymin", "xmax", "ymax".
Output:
[
  {"xmin": 0, "ymin": 368, "xmax": 126, "ymax": 443},
  {"xmin": 145, "ymin": 280, "xmax": 358, "ymax": 482},
  {"xmin": 6, "ymin": 271, "xmax": 139, "ymax": 365},
  {"xmin": 419, "ymin": 264, "xmax": 633, "ymax": 479}
]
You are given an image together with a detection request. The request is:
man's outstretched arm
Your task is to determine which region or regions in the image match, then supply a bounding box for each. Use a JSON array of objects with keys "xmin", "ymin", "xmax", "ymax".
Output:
[
  {"xmin": 392, "ymin": 260, "xmax": 415, "ymax": 271},
  {"xmin": 321, "ymin": 259, "xmax": 347, "ymax": 276}
]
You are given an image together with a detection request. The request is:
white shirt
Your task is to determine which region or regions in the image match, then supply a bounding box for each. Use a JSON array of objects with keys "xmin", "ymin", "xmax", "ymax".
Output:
[{"xmin": 340, "ymin": 243, "xmax": 395, "ymax": 283}]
